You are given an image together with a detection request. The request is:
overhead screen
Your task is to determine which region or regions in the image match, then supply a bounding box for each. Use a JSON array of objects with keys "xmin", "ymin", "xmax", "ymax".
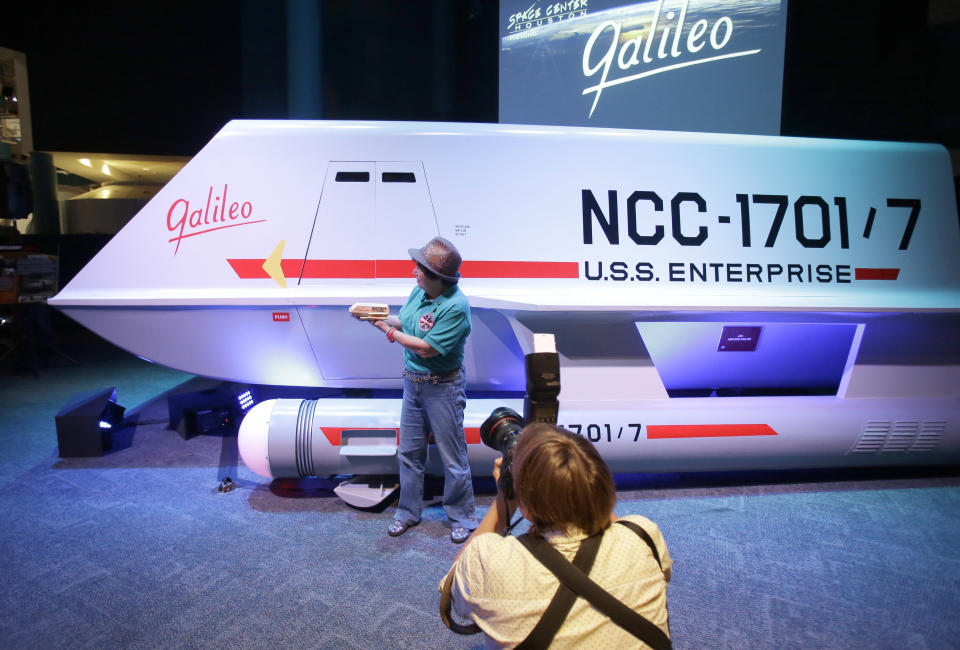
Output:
[{"xmin": 499, "ymin": 0, "xmax": 788, "ymax": 135}]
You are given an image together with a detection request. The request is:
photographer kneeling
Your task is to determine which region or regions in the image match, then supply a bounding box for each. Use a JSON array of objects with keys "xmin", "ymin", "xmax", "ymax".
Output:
[{"xmin": 441, "ymin": 423, "xmax": 672, "ymax": 649}]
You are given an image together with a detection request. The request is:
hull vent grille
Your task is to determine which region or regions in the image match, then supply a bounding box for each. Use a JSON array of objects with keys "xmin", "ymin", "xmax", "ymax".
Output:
[
  {"xmin": 852, "ymin": 421, "xmax": 890, "ymax": 453},
  {"xmin": 885, "ymin": 421, "xmax": 919, "ymax": 452},
  {"xmin": 851, "ymin": 420, "xmax": 945, "ymax": 454},
  {"xmin": 912, "ymin": 421, "xmax": 946, "ymax": 451}
]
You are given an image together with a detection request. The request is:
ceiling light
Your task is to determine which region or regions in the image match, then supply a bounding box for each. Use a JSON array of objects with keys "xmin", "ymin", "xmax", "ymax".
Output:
[
  {"xmin": 101, "ymin": 164, "xmax": 111, "ymax": 176},
  {"xmin": 79, "ymin": 158, "xmax": 92, "ymax": 167}
]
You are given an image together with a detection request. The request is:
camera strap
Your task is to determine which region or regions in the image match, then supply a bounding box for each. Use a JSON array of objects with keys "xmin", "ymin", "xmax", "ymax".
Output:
[
  {"xmin": 440, "ymin": 499, "xmax": 519, "ymax": 636},
  {"xmin": 439, "ymin": 567, "xmax": 481, "ymax": 635},
  {"xmin": 514, "ymin": 530, "xmax": 603, "ymax": 649},
  {"xmin": 515, "ymin": 521, "xmax": 672, "ymax": 650},
  {"xmin": 439, "ymin": 521, "xmax": 670, "ymax": 648},
  {"xmin": 439, "ymin": 526, "xmax": 601, "ymax": 640}
]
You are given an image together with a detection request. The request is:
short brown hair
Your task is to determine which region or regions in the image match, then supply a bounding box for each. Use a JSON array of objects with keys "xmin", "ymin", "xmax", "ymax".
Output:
[
  {"xmin": 416, "ymin": 262, "xmax": 454, "ymax": 289},
  {"xmin": 513, "ymin": 423, "xmax": 616, "ymax": 536}
]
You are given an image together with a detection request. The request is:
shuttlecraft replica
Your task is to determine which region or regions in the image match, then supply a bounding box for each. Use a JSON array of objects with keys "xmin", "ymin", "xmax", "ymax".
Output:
[{"xmin": 49, "ymin": 120, "xmax": 960, "ymax": 506}]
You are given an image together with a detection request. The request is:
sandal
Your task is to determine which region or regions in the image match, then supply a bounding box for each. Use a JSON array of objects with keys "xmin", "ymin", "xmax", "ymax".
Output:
[
  {"xmin": 387, "ymin": 519, "xmax": 419, "ymax": 537},
  {"xmin": 450, "ymin": 526, "xmax": 471, "ymax": 544}
]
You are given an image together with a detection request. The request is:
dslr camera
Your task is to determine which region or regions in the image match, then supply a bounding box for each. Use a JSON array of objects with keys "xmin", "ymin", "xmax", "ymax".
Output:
[{"xmin": 479, "ymin": 339, "xmax": 560, "ymax": 500}]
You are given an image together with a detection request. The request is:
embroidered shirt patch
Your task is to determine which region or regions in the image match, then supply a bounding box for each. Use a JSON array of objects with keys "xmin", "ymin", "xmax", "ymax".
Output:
[{"xmin": 419, "ymin": 313, "xmax": 435, "ymax": 332}]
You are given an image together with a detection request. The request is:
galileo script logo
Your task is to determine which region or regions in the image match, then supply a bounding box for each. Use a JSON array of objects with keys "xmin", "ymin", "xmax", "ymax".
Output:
[
  {"xmin": 166, "ymin": 184, "xmax": 266, "ymax": 255},
  {"xmin": 499, "ymin": 0, "xmax": 787, "ymax": 135}
]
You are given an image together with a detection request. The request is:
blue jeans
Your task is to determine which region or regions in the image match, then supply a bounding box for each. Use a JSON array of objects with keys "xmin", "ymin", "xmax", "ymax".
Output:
[{"xmin": 395, "ymin": 369, "xmax": 478, "ymax": 529}]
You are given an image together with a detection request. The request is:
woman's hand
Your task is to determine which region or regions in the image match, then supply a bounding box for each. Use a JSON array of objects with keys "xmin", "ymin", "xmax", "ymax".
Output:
[{"xmin": 492, "ymin": 457, "xmax": 520, "ymax": 519}]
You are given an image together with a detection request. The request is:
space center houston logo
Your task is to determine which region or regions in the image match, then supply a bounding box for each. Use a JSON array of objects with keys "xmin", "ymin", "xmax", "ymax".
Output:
[{"xmin": 499, "ymin": 0, "xmax": 787, "ymax": 135}]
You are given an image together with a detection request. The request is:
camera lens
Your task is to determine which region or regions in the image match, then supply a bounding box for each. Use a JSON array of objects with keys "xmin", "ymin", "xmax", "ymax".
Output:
[
  {"xmin": 480, "ymin": 407, "xmax": 524, "ymax": 500},
  {"xmin": 480, "ymin": 407, "xmax": 523, "ymax": 452}
]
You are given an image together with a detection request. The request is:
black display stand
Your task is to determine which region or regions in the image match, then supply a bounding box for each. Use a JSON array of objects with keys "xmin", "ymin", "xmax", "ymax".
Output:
[
  {"xmin": 55, "ymin": 387, "xmax": 124, "ymax": 457},
  {"xmin": 167, "ymin": 386, "xmax": 238, "ymax": 439}
]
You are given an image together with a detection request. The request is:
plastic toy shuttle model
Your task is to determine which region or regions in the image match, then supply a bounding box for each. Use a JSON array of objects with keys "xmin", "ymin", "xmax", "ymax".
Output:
[{"xmin": 50, "ymin": 121, "xmax": 960, "ymax": 505}]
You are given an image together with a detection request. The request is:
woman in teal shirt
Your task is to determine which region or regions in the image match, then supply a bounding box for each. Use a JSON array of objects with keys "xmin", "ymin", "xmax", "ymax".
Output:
[{"xmin": 366, "ymin": 237, "xmax": 478, "ymax": 543}]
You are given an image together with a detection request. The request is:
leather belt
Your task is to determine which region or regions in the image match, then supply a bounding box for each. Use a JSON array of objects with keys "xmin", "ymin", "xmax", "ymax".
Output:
[{"xmin": 403, "ymin": 367, "xmax": 461, "ymax": 384}]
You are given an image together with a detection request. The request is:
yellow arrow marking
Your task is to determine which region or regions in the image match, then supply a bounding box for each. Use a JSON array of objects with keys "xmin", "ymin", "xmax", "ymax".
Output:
[{"xmin": 263, "ymin": 240, "xmax": 287, "ymax": 288}]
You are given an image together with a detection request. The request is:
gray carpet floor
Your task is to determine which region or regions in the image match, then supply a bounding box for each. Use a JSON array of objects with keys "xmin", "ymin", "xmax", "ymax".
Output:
[{"xmin": 1, "ymin": 337, "xmax": 959, "ymax": 649}]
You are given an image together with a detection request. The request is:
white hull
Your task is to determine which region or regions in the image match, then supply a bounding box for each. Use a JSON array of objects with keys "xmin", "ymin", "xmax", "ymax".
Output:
[{"xmin": 48, "ymin": 121, "xmax": 960, "ymax": 474}]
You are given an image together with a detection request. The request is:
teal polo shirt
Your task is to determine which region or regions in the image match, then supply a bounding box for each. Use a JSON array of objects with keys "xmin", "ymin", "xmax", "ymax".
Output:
[{"xmin": 399, "ymin": 284, "xmax": 471, "ymax": 373}]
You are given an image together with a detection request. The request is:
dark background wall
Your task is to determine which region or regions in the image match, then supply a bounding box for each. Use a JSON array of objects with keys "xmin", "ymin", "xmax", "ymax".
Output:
[{"xmin": 2, "ymin": 0, "xmax": 958, "ymax": 157}]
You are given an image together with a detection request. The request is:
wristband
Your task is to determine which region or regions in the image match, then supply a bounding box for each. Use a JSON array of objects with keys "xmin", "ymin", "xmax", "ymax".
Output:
[{"xmin": 386, "ymin": 327, "xmax": 397, "ymax": 343}]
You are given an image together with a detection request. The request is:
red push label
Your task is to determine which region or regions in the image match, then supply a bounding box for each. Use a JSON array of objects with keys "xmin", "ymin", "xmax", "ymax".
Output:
[{"xmin": 273, "ymin": 312, "xmax": 290, "ymax": 322}]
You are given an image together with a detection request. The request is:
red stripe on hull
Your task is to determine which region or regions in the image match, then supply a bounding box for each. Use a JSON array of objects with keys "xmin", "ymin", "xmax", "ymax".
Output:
[
  {"xmin": 302, "ymin": 259, "xmax": 376, "ymax": 278},
  {"xmin": 647, "ymin": 424, "xmax": 778, "ymax": 439},
  {"xmin": 226, "ymin": 258, "xmax": 266, "ymax": 278},
  {"xmin": 376, "ymin": 260, "xmax": 416, "ymax": 277},
  {"xmin": 854, "ymin": 267, "xmax": 900, "ymax": 280},
  {"xmin": 228, "ymin": 259, "xmax": 578, "ymax": 280},
  {"xmin": 460, "ymin": 261, "xmax": 579, "ymax": 278}
]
